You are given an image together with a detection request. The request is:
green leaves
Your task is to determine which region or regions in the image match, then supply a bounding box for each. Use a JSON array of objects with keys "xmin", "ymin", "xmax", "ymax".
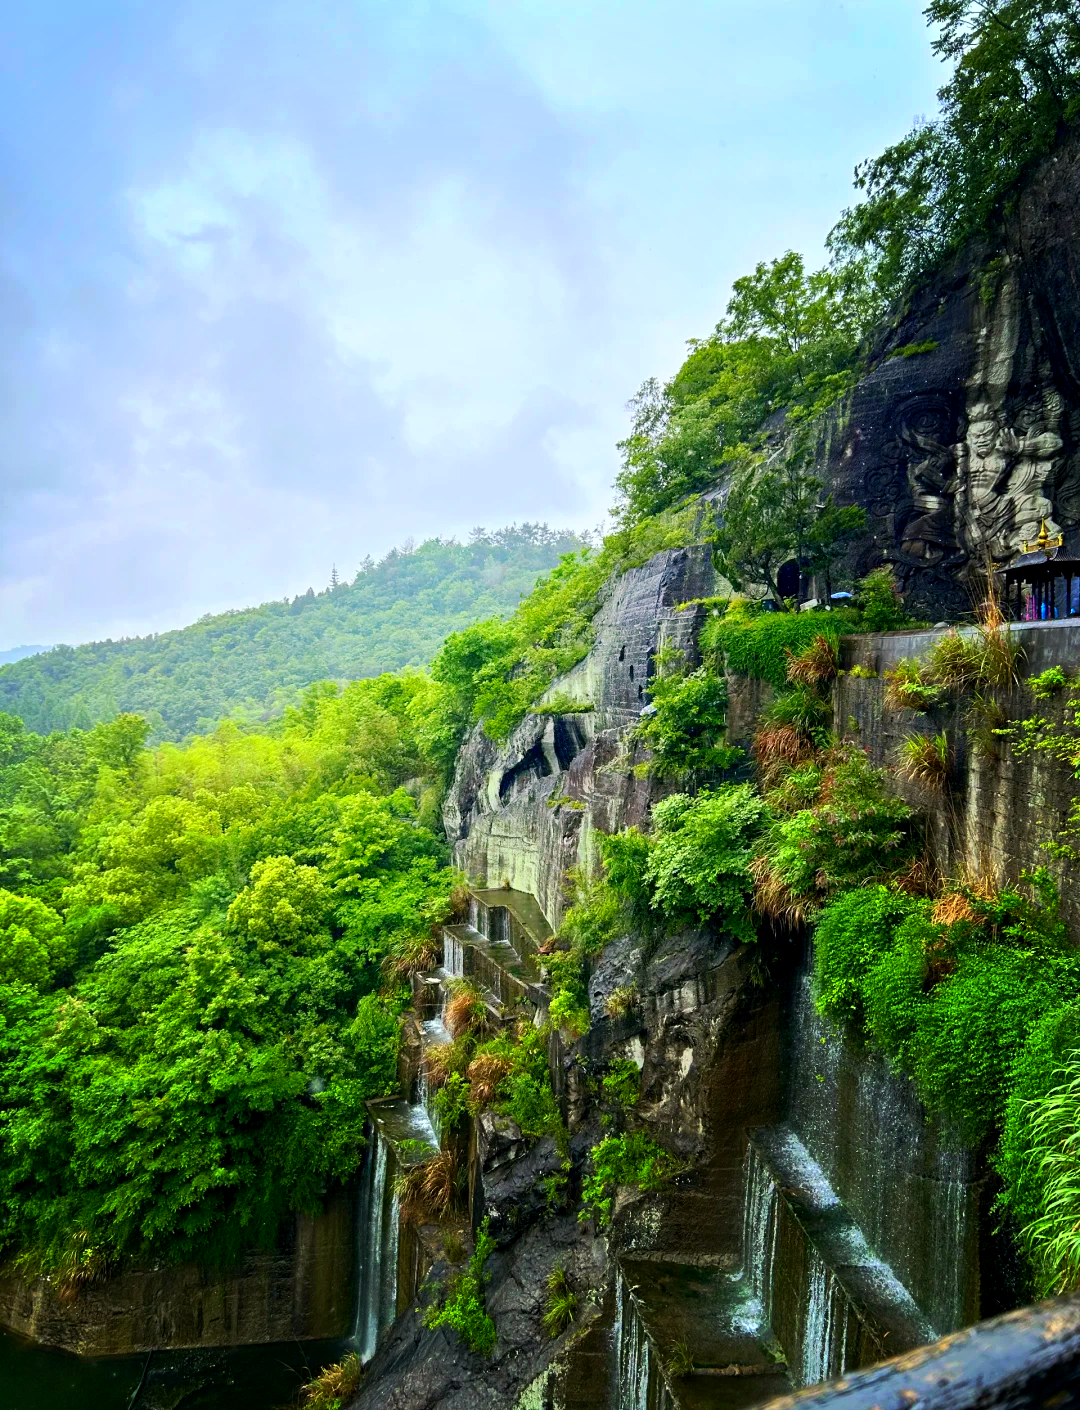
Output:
[
  {"xmin": 634, "ymin": 667, "xmax": 740, "ymax": 781},
  {"xmin": 645, "ymin": 785, "xmax": 767, "ymax": 940},
  {"xmin": 614, "ymin": 252, "xmax": 869, "ymax": 529},
  {"xmin": 831, "ymin": 1, "xmax": 1080, "ymax": 303}
]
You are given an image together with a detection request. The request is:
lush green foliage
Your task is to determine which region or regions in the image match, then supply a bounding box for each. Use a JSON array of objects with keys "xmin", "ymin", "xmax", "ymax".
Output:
[
  {"xmin": 0, "ymin": 526, "xmax": 586, "ymax": 741},
  {"xmin": 580, "ymin": 1133, "xmax": 681, "ymax": 1227},
  {"xmin": 702, "ymin": 602, "xmax": 852, "ymax": 690},
  {"xmin": 0, "ymin": 683, "xmax": 454, "ymax": 1273},
  {"xmin": 830, "ymin": 1, "xmax": 1080, "ymax": 304},
  {"xmin": 645, "ymin": 786, "xmax": 768, "ymax": 939},
  {"xmin": 424, "ymin": 1217, "xmax": 497, "ymax": 1355},
  {"xmin": 759, "ymin": 747, "xmax": 917, "ymax": 912},
  {"xmin": 814, "ymin": 872, "xmax": 1080, "ymax": 1145},
  {"xmin": 633, "ymin": 665, "xmax": 740, "ymax": 780}
]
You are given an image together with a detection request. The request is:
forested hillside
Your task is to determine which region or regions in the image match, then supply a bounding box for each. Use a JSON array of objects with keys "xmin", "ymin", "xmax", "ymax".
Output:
[{"xmin": 0, "ymin": 525, "xmax": 585, "ymax": 741}]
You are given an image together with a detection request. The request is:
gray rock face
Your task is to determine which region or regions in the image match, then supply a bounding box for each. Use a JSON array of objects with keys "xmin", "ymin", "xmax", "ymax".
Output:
[
  {"xmin": 444, "ymin": 544, "xmax": 716, "ymax": 925},
  {"xmin": 348, "ymin": 1217, "xmax": 607, "ymax": 1410},
  {"xmin": 819, "ymin": 123, "xmax": 1080, "ymax": 618}
]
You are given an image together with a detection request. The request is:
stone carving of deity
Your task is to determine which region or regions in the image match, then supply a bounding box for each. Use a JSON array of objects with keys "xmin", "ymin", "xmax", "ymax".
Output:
[
  {"xmin": 898, "ymin": 426, "xmax": 964, "ymax": 567},
  {"xmin": 1007, "ymin": 390, "xmax": 1064, "ymax": 548},
  {"xmin": 954, "ymin": 396, "xmax": 1063, "ymax": 560}
]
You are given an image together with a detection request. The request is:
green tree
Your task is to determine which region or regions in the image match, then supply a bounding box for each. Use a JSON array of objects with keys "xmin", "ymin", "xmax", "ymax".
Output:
[
  {"xmin": 713, "ymin": 445, "xmax": 866, "ymax": 608},
  {"xmin": 830, "ymin": 1, "xmax": 1080, "ymax": 302}
]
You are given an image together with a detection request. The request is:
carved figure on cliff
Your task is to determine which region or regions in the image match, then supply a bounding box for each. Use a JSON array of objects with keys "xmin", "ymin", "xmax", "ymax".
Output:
[
  {"xmin": 893, "ymin": 397, "xmax": 964, "ymax": 569},
  {"xmin": 1005, "ymin": 390, "xmax": 1064, "ymax": 549},
  {"xmin": 954, "ymin": 404, "xmax": 1018, "ymax": 559},
  {"xmin": 898, "ymin": 426, "xmax": 964, "ymax": 567}
]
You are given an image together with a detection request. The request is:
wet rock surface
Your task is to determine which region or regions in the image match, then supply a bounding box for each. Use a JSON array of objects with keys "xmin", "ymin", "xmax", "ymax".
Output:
[{"xmin": 348, "ymin": 1217, "xmax": 606, "ymax": 1410}]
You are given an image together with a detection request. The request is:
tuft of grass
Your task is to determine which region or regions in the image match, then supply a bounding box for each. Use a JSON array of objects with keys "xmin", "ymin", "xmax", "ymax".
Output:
[
  {"xmin": 965, "ymin": 691, "xmax": 1009, "ymax": 759},
  {"xmin": 395, "ymin": 1146, "xmax": 464, "ymax": 1225},
  {"xmin": 444, "ymin": 980, "xmax": 489, "ymax": 1039},
  {"xmin": 542, "ymin": 1264, "xmax": 578, "ymax": 1338},
  {"xmin": 896, "ymin": 732, "xmax": 951, "ymax": 791},
  {"xmin": 932, "ymin": 891, "xmax": 976, "ymax": 927},
  {"xmin": 300, "ymin": 1352, "xmax": 362, "ymax": 1410},
  {"xmin": 467, "ymin": 1053, "xmax": 512, "ymax": 1108},
  {"xmin": 750, "ymin": 854, "xmax": 811, "ymax": 927},
  {"xmin": 786, "ymin": 634, "xmax": 839, "ymax": 689},
  {"xmin": 884, "ymin": 659, "xmax": 942, "ymax": 712},
  {"xmin": 1018, "ymin": 1054, "xmax": 1080, "ymax": 1295},
  {"xmin": 666, "ymin": 1340, "xmax": 695, "ymax": 1378},
  {"xmin": 604, "ymin": 984, "xmax": 638, "ymax": 1019},
  {"xmin": 752, "ymin": 723, "xmax": 817, "ymax": 786},
  {"xmin": 382, "ymin": 934, "xmax": 439, "ymax": 985}
]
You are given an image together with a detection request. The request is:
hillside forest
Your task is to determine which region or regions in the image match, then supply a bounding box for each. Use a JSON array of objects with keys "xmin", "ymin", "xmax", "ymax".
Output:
[{"xmin": 5, "ymin": 0, "xmax": 1080, "ymax": 1326}]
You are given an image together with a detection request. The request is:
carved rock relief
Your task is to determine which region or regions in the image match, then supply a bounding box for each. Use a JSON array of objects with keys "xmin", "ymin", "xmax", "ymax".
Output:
[{"xmin": 871, "ymin": 272, "xmax": 1072, "ymax": 583}]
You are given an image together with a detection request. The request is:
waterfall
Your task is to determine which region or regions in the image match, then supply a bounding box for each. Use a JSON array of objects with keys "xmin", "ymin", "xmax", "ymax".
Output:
[
  {"xmin": 743, "ymin": 1140, "xmax": 779, "ymax": 1307},
  {"xmin": 612, "ymin": 1266, "xmax": 676, "ymax": 1410},
  {"xmin": 787, "ymin": 969, "xmax": 975, "ymax": 1332},
  {"xmin": 800, "ymin": 1249, "xmax": 845, "ymax": 1387},
  {"xmin": 420, "ymin": 1013, "xmax": 449, "ymax": 1144},
  {"xmin": 353, "ymin": 1128, "xmax": 400, "ymax": 1363},
  {"xmin": 444, "ymin": 932, "xmax": 464, "ymax": 979}
]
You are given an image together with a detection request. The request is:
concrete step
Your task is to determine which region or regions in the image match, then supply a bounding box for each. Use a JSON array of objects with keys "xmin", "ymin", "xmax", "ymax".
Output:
[{"xmin": 616, "ymin": 1258, "xmax": 791, "ymax": 1410}]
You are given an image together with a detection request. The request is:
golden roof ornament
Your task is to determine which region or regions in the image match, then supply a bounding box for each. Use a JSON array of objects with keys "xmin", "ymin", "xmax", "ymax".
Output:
[{"xmin": 1022, "ymin": 519, "xmax": 1064, "ymax": 556}]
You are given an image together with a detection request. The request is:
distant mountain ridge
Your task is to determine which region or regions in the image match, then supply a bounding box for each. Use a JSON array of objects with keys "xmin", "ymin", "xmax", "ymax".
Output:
[
  {"xmin": 0, "ymin": 525, "xmax": 587, "ymax": 740},
  {"xmin": 0, "ymin": 646, "xmax": 50, "ymax": 666}
]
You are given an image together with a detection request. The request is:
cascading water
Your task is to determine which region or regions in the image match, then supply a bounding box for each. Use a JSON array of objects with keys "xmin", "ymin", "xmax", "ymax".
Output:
[
  {"xmin": 419, "ymin": 1012, "xmax": 449, "ymax": 1143},
  {"xmin": 786, "ymin": 969, "xmax": 976, "ymax": 1332},
  {"xmin": 353, "ymin": 1128, "xmax": 401, "ymax": 1363},
  {"xmin": 741, "ymin": 1128, "xmax": 933, "ymax": 1388},
  {"xmin": 444, "ymin": 931, "xmax": 464, "ymax": 978},
  {"xmin": 742, "ymin": 1140, "xmax": 779, "ymax": 1308}
]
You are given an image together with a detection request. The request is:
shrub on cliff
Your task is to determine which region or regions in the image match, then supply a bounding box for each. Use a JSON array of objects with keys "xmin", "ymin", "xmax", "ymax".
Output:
[{"xmin": 645, "ymin": 785, "xmax": 768, "ymax": 942}]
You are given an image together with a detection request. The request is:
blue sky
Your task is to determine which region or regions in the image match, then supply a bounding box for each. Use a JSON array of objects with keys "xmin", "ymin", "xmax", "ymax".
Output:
[{"xmin": 0, "ymin": 0, "xmax": 946, "ymax": 648}]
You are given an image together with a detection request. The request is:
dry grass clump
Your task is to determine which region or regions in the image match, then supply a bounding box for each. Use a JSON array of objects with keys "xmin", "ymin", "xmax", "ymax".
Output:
[
  {"xmin": 786, "ymin": 634, "xmax": 839, "ymax": 688},
  {"xmin": 752, "ymin": 723, "xmax": 817, "ymax": 786},
  {"xmin": 300, "ymin": 1352, "xmax": 363, "ymax": 1409},
  {"xmin": 467, "ymin": 1053, "xmax": 512, "ymax": 1107},
  {"xmin": 932, "ymin": 891, "xmax": 977, "ymax": 927},
  {"xmin": 891, "ymin": 854, "xmax": 938, "ymax": 897},
  {"xmin": 396, "ymin": 1146, "xmax": 463, "ymax": 1224},
  {"xmin": 896, "ymin": 732, "xmax": 951, "ymax": 791},
  {"xmin": 749, "ymin": 854, "xmax": 811, "ymax": 927},
  {"xmin": 444, "ymin": 981, "xmax": 488, "ymax": 1039},
  {"xmin": 382, "ymin": 934, "xmax": 440, "ymax": 985},
  {"xmin": 604, "ymin": 984, "xmax": 638, "ymax": 1020},
  {"xmin": 422, "ymin": 1042, "xmax": 457, "ymax": 1090}
]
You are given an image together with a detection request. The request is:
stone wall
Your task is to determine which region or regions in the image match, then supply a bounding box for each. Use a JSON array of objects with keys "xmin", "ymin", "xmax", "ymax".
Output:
[
  {"xmin": 0, "ymin": 1190, "xmax": 355, "ymax": 1355},
  {"xmin": 838, "ymin": 619, "xmax": 1080, "ymax": 932}
]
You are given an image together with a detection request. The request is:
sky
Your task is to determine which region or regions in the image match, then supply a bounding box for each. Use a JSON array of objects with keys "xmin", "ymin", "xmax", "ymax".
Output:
[{"xmin": 0, "ymin": 0, "xmax": 948, "ymax": 650}]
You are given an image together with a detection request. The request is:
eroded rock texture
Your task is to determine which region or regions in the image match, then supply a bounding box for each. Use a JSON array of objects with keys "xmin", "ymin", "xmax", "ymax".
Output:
[
  {"xmin": 822, "ymin": 125, "xmax": 1080, "ymax": 618},
  {"xmin": 444, "ymin": 544, "xmax": 715, "ymax": 925}
]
